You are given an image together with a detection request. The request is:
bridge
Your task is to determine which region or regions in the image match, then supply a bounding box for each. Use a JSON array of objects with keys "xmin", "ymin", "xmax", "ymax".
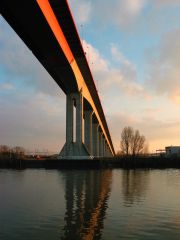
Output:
[{"xmin": 0, "ymin": 0, "xmax": 115, "ymax": 158}]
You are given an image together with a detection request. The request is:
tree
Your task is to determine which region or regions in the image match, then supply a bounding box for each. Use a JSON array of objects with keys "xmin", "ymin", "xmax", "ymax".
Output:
[
  {"xmin": 13, "ymin": 146, "xmax": 25, "ymax": 159},
  {"xmin": 120, "ymin": 126, "xmax": 134, "ymax": 155},
  {"xmin": 0, "ymin": 145, "xmax": 10, "ymax": 154},
  {"xmin": 131, "ymin": 130, "xmax": 146, "ymax": 156},
  {"xmin": 120, "ymin": 126, "xmax": 147, "ymax": 156},
  {"xmin": 0, "ymin": 145, "xmax": 25, "ymax": 160},
  {"xmin": 0, "ymin": 145, "xmax": 11, "ymax": 160}
]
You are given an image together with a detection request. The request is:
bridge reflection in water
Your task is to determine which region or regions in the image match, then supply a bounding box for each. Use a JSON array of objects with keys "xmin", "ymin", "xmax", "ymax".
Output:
[{"xmin": 60, "ymin": 170, "xmax": 112, "ymax": 240}]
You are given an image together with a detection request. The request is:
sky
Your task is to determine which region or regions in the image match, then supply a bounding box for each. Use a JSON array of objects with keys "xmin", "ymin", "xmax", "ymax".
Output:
[{"xmin": 0, "ymin": 0, "xmax": 180, "ymax": 154}]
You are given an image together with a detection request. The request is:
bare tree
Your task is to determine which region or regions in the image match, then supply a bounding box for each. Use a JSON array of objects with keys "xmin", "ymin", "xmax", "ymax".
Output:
[
  {"xmin": 0, "ymin": 145, "xmax": 26, "ymax": 160},
  {"xmin": 120, "ymin": 126, "xmax": 134, "ymax": 155},
  {"xmin": 120, "ymin": 127, "xmax": 147, "ymax": 156},
  {"xmin": 0, "ymin": 145, "xmax": 11, "ymax": 160},
  {"xmin": 13, "ymin": 146, "xmax": 25, "ymax": 159},
  {"xmin": 131, "ymin": 130, "xmax": 146, "ymax": 155},
  {"xmin": 0, "ymin": 145, "xmax": 10, "ymax": 154}
]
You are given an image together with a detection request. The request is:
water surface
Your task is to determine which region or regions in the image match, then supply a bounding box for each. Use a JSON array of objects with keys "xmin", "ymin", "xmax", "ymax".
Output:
[{"xmin": 0, "ymin": 169, "xmax": 180, "ymax": 239}]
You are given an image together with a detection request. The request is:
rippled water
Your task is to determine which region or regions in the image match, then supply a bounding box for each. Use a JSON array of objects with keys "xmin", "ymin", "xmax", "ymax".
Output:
[{"xmin": 0, "ymin": 169, "xmax": 180, "ymax": 239}]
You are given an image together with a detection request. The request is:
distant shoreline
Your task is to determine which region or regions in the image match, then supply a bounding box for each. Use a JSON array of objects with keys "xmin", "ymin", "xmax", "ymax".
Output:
[{"xmin": 0, "ymin": 157, "xmax": 180, "ymax": 169}]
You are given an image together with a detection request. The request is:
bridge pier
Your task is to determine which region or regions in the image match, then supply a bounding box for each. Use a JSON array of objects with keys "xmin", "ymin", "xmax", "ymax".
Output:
[
  {"xmin": 100, "ymin": 135, "xmax": 104, "ymax": 157},
  {"xmin": 107, "ymin": 146, "xmax": 112, "ymax": 157},
  {"xmin": 102, "ymin": 135, "xmax": 105, "ymax": 157},
  {"xmin": 84, "ymin": 110, "xmax": 93, "ymax": 155},
  {"xmin": 99, "ymin": 132, "xmax": 103, "ymax": 157},
  {"xmin": 59, "ymin": 92, "xmax": 113, "ymax": 159},
  {"xmin": 105, "ymin": 142, "xmax": 109, "ymax": 157},
  {"xmin": 66, "ymin": 94, "xmax": 74, "ymax": 145},
  {"xmin": 106, "ymin": 143, "xmax": 109, "ymax": 157},
  {"xmin": 92, "ymin": 123, "xmax": 99, "ymax": 157},
  {"xmin": 59, "ymin": 92, "xmax": 90, "ymax": 159}
]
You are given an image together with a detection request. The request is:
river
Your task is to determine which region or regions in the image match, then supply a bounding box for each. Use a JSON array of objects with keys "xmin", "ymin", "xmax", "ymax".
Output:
[{"xmin": 0, "ymin": 169, "xmax": 180, "ymax": 239}]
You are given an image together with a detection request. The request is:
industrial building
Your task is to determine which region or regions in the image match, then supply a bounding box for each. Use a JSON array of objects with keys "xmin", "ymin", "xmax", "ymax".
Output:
[{"xmin": 165, "ymin": 146, "xmax": 180, "ymax": 157}]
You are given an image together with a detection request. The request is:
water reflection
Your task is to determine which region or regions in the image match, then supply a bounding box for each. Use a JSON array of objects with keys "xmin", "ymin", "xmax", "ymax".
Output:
[
  {"xmin": 61, "ymin": 170, "xmax": 112, "ymax": 240},
  {"xmin": 122, "ymin": 170, "xmax": 150, "ymax": 205}
]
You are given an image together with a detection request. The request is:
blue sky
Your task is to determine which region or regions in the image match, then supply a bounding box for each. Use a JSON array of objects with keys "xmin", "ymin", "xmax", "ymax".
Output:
[{"xmin": 0, "ymin": 0, "xmax": 180, "ymax": 153}]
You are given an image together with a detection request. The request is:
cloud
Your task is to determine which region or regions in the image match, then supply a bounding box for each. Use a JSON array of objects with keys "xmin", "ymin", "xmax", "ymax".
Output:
[
  {"xmin": 92, "ymin": 0, "xmax": 146, "ymax": 28},
  {"xmin": 110, "ymin": 111, "xmax": 180, "ymax": 153},
  {"xmin": 107, "ymin": 112, "xmax": 138, "ymax": 151},
  {"xmin": 153, "ymin": 0, "xmax": 180, "ymax": 7},
  {"xmin": 0, "ymin": 16, "xmax": 64, "ymax": 98},
  {"xmin": 0, "ymin": 16, "xmax": 66, "ymax": 152},
  {"xmin": 0, "ymin": 92, "xmax": 65, "ymax": 152},
  {"xmin": 68, "ymin": 0, "xmax": 92, "ymax": 24},
  {"xmin": 82, "ymin": 40, "xmax": 149, "ymax": 101},
  {"xmin": 125, "ymin": 0, "xmax": 146, "ymax": 14},
  {"xmin": 146, "ymin": 29, "xmax": 180, "ymax": 103},
  {"xmin": 139, "ymin": 118, "xmax": 180, "ymax": 151},
  {"xmin": 110, "ymin": 44, "xmax": 137, "ymax": 83},
  {"xmin": 0, "ymin": 82, "xmax": 14, "ymax": 90},
  {"xmin": 81, "ymin": 40, "xmax": 154, "ymax": 152},
  {"xmin": 68, "ymin": 0, "xmax": 180, "ymax": 38},
  {"xmin": 82, "ymin": 40, "xmax": 108, "ymax": 73},
  {"xmin": 68, "ymin": 0, "xmax": 180, "ymax": 29},
  {"xmin": 68, "ymin": 0, "xmax": 146, "ymax": 28}
]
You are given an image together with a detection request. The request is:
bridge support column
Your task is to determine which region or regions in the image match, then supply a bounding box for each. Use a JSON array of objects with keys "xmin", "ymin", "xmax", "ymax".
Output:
[
  {"xmin": 107, "ymin": 147, "xmax": 112, "ymax": 157},
  {"xmin": 105, "ymin": 143, "xmax": 110, "ymax": 157},
  {"xmin": 92, "ymin": 123, "xmax": 99, "ymax": 157},
  {"xmin": 106, "ymin": 143, "xmax": 109, "ymax": 157},
  {"xmin": 102, "ymin": 135, "xmax": 105, "ymax": 157},
  {"xmin": 76, "ymin": 92, "xmax": 83, "ymax": 144},
  {"xmin": 66, "ymin": 94, "xmax": 73, "ymax": 144},
  {"xmin": 103, "ymin": 138, "xmax": 106, "ymax": 157},
  {"xmin": 59, "ymin": 92, "xmax": 90, "ymax": 159},
  {"xmin": 106, "ymin": 147, "xmax": 109, "ymax": 157},
  {"xmin": 84, "ymin": 110, "xmax": 93, "ymax": 155},
  {"xmin": 99, "ymin": 132, "xmax": 104, "ymax": 157}
]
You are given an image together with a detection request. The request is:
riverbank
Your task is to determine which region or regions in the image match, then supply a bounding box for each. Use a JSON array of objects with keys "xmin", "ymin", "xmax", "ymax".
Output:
[{"xmin": 0, "ymin": 156, "xmax": 180, "ymax": 169}]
